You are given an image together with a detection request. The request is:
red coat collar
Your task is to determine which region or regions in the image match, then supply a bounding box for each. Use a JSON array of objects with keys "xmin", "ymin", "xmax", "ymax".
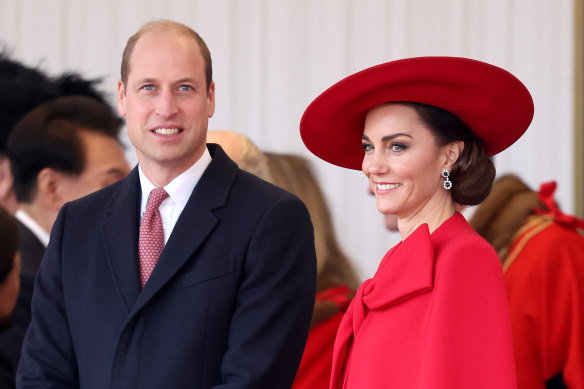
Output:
[{"xmin": 330, "ymin": 212, "xmax": 469, "ymax": 389}]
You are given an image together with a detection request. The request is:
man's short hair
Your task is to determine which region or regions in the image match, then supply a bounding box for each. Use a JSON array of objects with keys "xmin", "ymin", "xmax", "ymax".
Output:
[
  {"xmin": 0, "ymin": 50, "xmax": 108, "ymax": 154},
  {"xmin": 7, "ymin": 96, "xmax": 123, "ymax": 203},
  {"xmin": 120, "ymin": 19, "xmax": 213, "ymax": 90}
]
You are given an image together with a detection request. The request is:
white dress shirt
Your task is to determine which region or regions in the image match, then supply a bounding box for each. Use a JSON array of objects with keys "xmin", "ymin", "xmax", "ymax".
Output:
[{"xmin": 138, "ymin": 148, "xmax": 212, "ymax": 244}]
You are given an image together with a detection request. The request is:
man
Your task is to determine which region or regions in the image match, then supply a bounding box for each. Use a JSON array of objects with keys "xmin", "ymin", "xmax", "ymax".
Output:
[
  {"xmin": 0, "ymin": 51, "xmax": 108, "ymax": 215},
  {"xmin": 18, "ymin": 20, "xmax": 316, "ymax": 388},
  {"xmin": 8, "ymin": 96, "xmax": 130, "ymax": 274},
  {"xmin": 0, "ymin": 54, "xmax": 127, "ymax": 385},
  {"xmin": 0, "ymin": 52, "xmax": 56, "ymax": 215},
  {"xmin": 0, "ymin": 95, "xmax": 130, "ymax": 381}
]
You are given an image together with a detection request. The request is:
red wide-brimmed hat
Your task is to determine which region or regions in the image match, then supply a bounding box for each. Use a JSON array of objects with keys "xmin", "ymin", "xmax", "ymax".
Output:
[{"xmin": 300, "ymin": 56, "xmax": 534, "ymax": 170}]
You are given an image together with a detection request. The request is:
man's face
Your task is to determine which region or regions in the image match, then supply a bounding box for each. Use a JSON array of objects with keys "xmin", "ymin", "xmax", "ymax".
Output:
[
  {"xmin": 56, "ymin": 129, "xmax": 130, "ymax": 204},
  {"xmin": 117, "ymin": 30, "xmax": 215, "ymax": 178}
]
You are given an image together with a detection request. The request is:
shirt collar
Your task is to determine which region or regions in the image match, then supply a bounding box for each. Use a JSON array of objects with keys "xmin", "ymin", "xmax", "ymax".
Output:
[
  {"xmin": 138, "ymin": 147, "xmax": 212, "ymax": 215},
  {"xmin": 15, "ymin": 209, "xmax": 50, "ymax": 247}
]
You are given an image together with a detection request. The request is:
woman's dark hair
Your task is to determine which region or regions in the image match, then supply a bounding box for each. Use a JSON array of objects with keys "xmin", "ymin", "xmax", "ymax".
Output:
[
  {"xmin": 0, "ymin": 207, "xmax": 19, "ymax": 283},
  {"xmin": 397, "ymin": 101, "xmax": 496, "ymax": 205}
]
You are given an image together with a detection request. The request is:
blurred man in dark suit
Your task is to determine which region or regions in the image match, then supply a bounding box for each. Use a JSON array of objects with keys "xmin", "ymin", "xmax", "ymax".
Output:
[{"xmin": 1, "ymin": 96, "xmax": 130, "ymax": 381}]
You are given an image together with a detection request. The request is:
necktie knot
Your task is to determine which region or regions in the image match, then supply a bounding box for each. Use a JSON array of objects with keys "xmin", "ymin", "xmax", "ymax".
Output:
[{"xmin": 145, "ymin": 188, "xmax": 169, "ymax": 212}]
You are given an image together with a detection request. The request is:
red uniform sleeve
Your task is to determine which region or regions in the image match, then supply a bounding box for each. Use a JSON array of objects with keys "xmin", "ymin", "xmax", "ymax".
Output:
[{"xmin": 505, "ymin": 223, "xmax": 584, "ymax": 389}]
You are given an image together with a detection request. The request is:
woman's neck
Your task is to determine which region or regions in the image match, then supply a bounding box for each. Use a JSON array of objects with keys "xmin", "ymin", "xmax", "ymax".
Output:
[{"xmin": 397, "ymin": 192, "xmax": 456, "ymax": 241}]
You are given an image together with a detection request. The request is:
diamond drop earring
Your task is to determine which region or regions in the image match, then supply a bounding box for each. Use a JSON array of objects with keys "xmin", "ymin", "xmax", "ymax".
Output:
[{"xmin": 441, "ymin": 169, "xmax": 452, "ymax": 190}]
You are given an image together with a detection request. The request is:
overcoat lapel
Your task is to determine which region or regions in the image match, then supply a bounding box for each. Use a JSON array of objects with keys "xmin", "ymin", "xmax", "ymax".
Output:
[
  {"xmin": 128, "ymin": 145, "xmax": 237, "ymax": 320},
  {"xmin": 102, "ymin": 168, "xmax": 142, "ymax": 313}
]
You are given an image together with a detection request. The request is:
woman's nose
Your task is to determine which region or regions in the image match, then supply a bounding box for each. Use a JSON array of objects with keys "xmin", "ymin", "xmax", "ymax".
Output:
[{"xmin": 363, "ymin": 152, "xmax": 389, "ymax": 176}]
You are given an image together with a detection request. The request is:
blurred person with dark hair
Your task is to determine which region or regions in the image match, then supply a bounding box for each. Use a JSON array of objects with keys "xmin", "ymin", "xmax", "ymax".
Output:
[
  {"xmin": 470, "ymin": 174, "xmax": 584, "ymax": 389},
  {"xmin": 0, "ymin": 51, "xmax": 118, "ymax": 385},
  {"xmin": 0, "ymin": 50, "xmax": 107, "ymax": 215},
  {"xmin": 0, "ymin": 207, "xmax": 20, "ymax": 389},
  {"xmin": 0, "ymin": 95, "xmax": 129, "ymax": 381}
]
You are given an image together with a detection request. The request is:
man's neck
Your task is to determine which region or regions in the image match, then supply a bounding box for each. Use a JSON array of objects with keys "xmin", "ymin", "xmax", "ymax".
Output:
[{"xmin": 137, "ymin": 148, "xmax": 206, "ymax": 188}]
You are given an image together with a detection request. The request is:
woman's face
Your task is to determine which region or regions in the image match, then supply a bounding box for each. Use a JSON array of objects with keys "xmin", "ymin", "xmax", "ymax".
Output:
[
  {"xmin": 0, "ymin": 253, "xmax": 20, "ymax": 319},
  {"xmin": 362, "ymin": 103, "xmax": 453, "ymax": 219}
]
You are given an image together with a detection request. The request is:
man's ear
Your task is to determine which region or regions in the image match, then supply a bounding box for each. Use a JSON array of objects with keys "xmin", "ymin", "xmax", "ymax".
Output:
[
  {"xmin": 0, "ymin": 157, "xmax": 14, "ymax": 199},
  {"xmin": 443, "ymin": 141, "xmax": 464, "ymax": 170},
  {"xmin": 36, "ymin": 168, "xmax": 64, "ymax": 211},
  {"xmin": 207, "ymin": 81, "xmax": 216, "ymax": 118},
  {"xmin": 117, "ymin": 80, "xmax": 127, "ymax": 117}
]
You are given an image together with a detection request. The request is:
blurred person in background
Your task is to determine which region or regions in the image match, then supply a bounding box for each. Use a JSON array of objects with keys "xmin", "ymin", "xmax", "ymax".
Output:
[
  {"xmin": 1, "ymin": 95, "xmax": 129, "ymax": 382},
  {"xmin": 0, "ymin": 207, "xmax": 20, "ymax": 389},
  {"xmin": 0, "ymin": 50, "xmax": 108, "ymax": 215},
  {"xmin": 206, "ymin": 130, "xmax": 271, "ymax": 180},
  {"xmin": 470, "ymin": 174, "xmax": 584, "ymax": 389},
  {"xmin": 0, "ymin": 52, "xmax": 124, "ymax": 385}
]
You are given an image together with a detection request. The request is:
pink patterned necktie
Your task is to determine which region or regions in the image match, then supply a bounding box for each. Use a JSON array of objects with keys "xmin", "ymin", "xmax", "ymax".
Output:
[{"xmin": 138, "ymin": 188, "xmax": 169, "ymax": 288}]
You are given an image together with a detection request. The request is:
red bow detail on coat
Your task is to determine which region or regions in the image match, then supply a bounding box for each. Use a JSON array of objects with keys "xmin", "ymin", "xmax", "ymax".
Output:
[
  {"xmin": 329, "ymin": 224, "xmax": 435, "ymax": 389},
  {"xmin": 534, "ymin": 181, "xmax": 584, "ymax": 230}
]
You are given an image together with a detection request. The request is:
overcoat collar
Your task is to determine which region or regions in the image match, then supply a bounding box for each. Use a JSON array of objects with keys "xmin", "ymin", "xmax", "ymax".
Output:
[{"xmin": 102, "ymin": 144, "xmax": 237, "ymax": 318}]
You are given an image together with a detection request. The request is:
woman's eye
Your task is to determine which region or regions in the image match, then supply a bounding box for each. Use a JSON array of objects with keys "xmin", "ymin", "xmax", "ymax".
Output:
[
  {"xmin": 390, "ymin": 143, "xmax": 407, "ymax": 152},
  {"xmin": 361, "ymin": 143, "xmax": 374, "ymax": 152}
]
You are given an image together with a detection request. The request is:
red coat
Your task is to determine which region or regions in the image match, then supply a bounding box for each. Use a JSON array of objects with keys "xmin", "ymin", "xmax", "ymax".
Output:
[
  {"xmin": 505, "ymin": 215, "xmax": 584, "ymax": 388},
  {"xmin": 330, "ymin": 213, "xmax": 517, "ymax": 388}
]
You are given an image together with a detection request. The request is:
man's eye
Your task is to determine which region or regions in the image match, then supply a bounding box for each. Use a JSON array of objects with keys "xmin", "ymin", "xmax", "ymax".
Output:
[
  {"xmin": 142, "ymin": 84, "xmax": 155, "ymax": 91},
  {"xmin": 179, "ymin": 85, "xmax": 193, "ymax": 91}
]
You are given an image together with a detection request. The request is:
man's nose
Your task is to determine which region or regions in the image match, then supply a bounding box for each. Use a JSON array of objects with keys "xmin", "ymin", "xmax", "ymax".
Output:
[{"xmin": 155, "ymin": 90, "xmax": 179, "ymax": 117}]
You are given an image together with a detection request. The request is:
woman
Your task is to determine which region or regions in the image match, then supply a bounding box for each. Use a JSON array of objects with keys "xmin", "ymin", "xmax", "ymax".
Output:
[
  {"xmin": 300, "ymin": 57, "xmax": 534, "ymax": 388},
  {"xmin": 264, "ymin": 153, "xmax": 359, "ymax": 389}
]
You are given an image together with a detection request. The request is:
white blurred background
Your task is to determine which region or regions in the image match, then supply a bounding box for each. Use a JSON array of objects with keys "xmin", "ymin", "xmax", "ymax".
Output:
[{"xmin": 1, "ymin": 0, "xmax": 579, "ymax": 281}]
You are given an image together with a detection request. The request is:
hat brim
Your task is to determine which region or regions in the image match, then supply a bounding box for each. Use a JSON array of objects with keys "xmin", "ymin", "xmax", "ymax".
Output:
[{"xmin": 300, "ymin": 56, "xmax": 534, "ymax": 170}]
